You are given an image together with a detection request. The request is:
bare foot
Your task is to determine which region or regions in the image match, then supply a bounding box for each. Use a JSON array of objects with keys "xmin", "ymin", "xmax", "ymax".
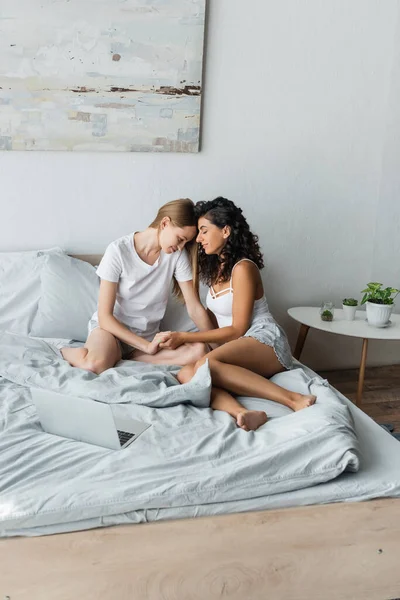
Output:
[
  {"xmin": 61, "ymin": 346, "xmax": 83, "ymax": 362},
  {"xmin": 60, "ymin": 347, "xmax": 89, "ymax": 369},
  {"xmin": 289, "ymin": 393, "xmax": 317, "ymax": 411},
  {"xmin": 237, "ymin": 410, "xmax": 268, "ymax": 432}
]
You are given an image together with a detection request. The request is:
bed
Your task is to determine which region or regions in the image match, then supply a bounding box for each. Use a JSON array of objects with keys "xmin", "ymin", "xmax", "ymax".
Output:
[{"xmin": 1, "ymin": 250, "xmax": 400, "ymax": 582}]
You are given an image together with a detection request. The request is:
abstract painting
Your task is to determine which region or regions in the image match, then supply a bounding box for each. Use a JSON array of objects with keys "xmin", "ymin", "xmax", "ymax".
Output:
[{"xmin": 0, "ymin": 0, "xmax": 206, "ymax": 152}]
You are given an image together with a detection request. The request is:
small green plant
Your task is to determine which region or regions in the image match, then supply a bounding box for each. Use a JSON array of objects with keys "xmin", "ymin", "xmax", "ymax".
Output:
[
  {"xmin": 343, "ymin": 298, "xmax": 358, "ymax": 307},
  {"xmin": 361, "ymin": 283, "xmax": 400, "ymax": 306},
  {"xmin": 321, "ymin": 310, "xmax": 333, "ymax": 321}
]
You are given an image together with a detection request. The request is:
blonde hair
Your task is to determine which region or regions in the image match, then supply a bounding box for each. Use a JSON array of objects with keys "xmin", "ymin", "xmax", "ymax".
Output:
[{"xmin": 149, "ymin": 198, "xmax": 199, "ymax": 303}]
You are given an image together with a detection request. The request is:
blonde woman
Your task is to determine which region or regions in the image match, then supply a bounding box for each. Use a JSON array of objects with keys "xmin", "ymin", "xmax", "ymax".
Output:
[{"xmin": 62, "ymin": 199, "xmax": 212, "ymax": 374}]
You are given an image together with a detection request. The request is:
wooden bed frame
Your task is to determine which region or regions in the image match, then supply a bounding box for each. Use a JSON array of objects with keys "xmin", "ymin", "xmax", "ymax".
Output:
[
  {"xmin": 1, "ymin": 254, "xmax": 399, "ymax": 599},
  {"xmin": 72, "ymin": 253, "xmax": 103, "ymax": 266}
]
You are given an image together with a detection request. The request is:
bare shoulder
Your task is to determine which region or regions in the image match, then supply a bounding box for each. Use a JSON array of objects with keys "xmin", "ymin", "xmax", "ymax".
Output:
[
  {"xmin": 232, "ymin": 261, "xmax": 264, "ymax": 298},
  {"xmin": 232, "ymin": 260, "xmax": 260, "ymax": 281}
]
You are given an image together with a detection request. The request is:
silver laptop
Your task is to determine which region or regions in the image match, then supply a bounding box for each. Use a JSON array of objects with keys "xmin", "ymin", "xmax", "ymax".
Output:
[{"xmin": 31, "ymin": 388, "xmax": 151, "ymax": 450}]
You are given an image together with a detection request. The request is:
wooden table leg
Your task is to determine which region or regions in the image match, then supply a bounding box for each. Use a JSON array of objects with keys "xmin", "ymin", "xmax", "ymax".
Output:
[
  {"xmin": 293, "ymin": 324, "xmax": 310, "ymax": 360},
  {"xmin": 356, "ymin": 338, "xmax": 369, "ymax": 406}
]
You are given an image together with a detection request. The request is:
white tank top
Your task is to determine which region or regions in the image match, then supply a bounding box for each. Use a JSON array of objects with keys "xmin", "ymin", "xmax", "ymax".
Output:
[{"xmin": 206, "ymin": 259, "xmax": 271, "ymax": 328}]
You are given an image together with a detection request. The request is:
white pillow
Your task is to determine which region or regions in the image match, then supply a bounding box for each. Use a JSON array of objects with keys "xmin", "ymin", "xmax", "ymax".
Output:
[
  {"xmin": 31, "ymin": 254, "xmax": 99, "ymax": 341},
  {"xmin": 0, "ymin": 247, "xmax": 64, "ymax": 335}
]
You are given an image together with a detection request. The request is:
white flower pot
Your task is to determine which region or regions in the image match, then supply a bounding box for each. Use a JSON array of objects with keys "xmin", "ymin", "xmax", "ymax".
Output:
[
  {"xmin": 342, "ymin": 304, "xmax": 357, "ymax": 321},
  {"xmin": 366, "ymin": 301, "xmax": 393, "ymax": 327}
]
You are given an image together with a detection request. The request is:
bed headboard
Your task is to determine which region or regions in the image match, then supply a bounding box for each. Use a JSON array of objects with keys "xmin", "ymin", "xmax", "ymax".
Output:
[{"xmin": 72, "ymin": 254, "xmax": 102, "ymax": 266}]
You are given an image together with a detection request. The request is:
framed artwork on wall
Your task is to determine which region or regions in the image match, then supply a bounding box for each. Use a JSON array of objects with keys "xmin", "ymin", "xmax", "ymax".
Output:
[{"xmin": 0, "ymin": 0, "xmax": 206, "ymax": 152}]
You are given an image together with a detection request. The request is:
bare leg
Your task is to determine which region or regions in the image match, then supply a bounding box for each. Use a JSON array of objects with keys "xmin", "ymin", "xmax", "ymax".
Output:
[
  {"xmin": 177, "ymin": 363, "xmax": 197, "ymax": 383},
  {"xmin": 131, "ymin": 342, "xmax": 207, "ymax": 367},
  {"xmin": 211, "ymin": 387, "xmax": 268, "ymax": 431},
  {"xmin": 206, "ymin": 359, "xmax": 315, "ymax": 411},
  {"xmin": 178, "ymin": 338, "xmax": 316, "ymax": 412},
  {"xmin": 199, "ymin": 336, "xmax": 286, "ymax": 378},
  {"xmin": 61, "ymin": 328, "xmax": 121, "ymax": 374},
  {"xmin": 61, "ymin": 347, "xmax": 89, "ymax": 368},
  {"xmin": 178, "ymin": 364, "xmax": 268, "ymax": 431}
]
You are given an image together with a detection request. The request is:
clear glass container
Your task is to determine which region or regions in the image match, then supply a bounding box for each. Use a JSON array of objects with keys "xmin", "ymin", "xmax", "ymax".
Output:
[{"xmin": 320, "ymin": 301, "xmax": 334, "ymax": 322}]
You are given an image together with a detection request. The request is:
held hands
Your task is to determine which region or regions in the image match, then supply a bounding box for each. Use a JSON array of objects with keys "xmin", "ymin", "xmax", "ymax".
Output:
[
  {"xmin": 146, "ymin": 331, "xmax": 172, "ymax": 355},
  {"xmin": 158, "ymin": 331, "xmax": 186, "ymax": 350},
  {"xmin": 146, "ymin": 331, "xmax": 186, "ymax": 354}
]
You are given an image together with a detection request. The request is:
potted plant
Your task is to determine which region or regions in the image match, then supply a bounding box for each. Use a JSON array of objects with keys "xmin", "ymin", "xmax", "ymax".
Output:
[
  {"xmin": 321, "ymin": 310, "xmax": 333, "ymax": 322},
  {"xmin": 342, "ymin": 298, "xmax": 358, "ymax": 321},
  {"xmin": 320, "ymin": 302, "xmax": 334, "ymax": 321},
  {"xmin": 360, "ymin": 283, "xmax": 400, "ymax": 327}
]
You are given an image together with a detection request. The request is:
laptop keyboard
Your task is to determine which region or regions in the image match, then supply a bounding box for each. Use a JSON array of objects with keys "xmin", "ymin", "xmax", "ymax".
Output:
[{"xmin": 117, "ymin": 430, "xmax": 135, "ymax": 446}]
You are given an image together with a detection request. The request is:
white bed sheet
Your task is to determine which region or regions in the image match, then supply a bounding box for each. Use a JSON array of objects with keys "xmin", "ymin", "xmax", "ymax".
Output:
[
  {"xmin": 1, "ymin": 334, "xmax": 399, "ymax": 538},
  {"xmin": 18, "ymin": 362, "xmax": 400, "ymax": 537}
]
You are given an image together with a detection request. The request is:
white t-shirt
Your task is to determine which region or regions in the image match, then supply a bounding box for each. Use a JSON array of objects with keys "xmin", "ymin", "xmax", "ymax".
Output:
[{"xmin": 91, "ymin": 233, "xmax": 193, "ymax": 340}]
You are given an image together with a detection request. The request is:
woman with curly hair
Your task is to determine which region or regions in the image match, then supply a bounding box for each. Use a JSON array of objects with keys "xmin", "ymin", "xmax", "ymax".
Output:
[{"xmin": 160, "ymin": 197, "xmax": 316, "ymax": 431}]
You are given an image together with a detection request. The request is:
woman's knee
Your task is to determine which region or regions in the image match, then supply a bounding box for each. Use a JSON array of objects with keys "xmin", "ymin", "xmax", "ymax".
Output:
[
  {"xmin": 177, "ymin": 363, "xmax": 195, "ymax": 384},
  {"xmin": 84, "ymin": 356, "xmax": 115, "ymax": 375},
  {"xmin": 194, "ymin": 356, "xmax": 220, "ymax": 374}
]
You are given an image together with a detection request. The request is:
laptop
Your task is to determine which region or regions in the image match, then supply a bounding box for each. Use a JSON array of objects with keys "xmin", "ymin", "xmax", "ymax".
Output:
[{"xmin": 31, "ymin": 388, "xmax": 151, "ymax": 450}]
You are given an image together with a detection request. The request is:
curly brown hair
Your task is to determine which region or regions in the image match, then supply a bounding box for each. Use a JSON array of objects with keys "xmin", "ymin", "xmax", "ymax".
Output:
[{"xmin": 195, "ymin": 197, "xmax": 264, "ymax": 286}]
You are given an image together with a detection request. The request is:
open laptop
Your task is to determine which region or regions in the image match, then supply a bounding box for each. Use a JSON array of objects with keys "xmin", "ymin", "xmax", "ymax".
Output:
[{"xmin": 31, "ymin": 388, "xmax": 151, "ymax": 450}]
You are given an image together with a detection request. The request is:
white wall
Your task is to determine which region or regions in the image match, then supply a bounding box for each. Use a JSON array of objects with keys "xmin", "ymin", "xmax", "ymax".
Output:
[
  {"xmin": 1, "ymin": 0, "xmax": 400, "ymax": 370},
  {"xmin": 370, "ymin": 7, "xmax": 400, "ymax": 368}
]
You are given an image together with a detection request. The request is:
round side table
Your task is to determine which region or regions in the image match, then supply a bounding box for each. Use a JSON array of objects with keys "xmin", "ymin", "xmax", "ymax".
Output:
[{"xmin": 288, "ymin": 307, "xmax": 400, "ymax": 405}]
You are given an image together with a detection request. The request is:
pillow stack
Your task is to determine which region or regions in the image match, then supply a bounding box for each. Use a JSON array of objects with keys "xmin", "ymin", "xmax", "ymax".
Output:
[
  {"xmin": 0, "ymin": 249, "xmax": 99, "ymax": 342},
  {"xmin": 0, "ymin": 247, "xmax": 62, "ymax": 336}
]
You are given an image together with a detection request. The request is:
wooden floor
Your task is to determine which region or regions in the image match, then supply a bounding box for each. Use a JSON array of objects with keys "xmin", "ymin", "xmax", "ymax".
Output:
[
  {"xmin": 2, "ymin": 499, "xmax": 400, "ymax": 600},
  {"xmin": 319, "ymin": 363, "xmax": 400, "ymax": 431}
]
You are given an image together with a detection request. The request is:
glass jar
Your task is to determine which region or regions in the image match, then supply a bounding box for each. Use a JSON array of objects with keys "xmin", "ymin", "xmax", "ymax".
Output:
[{"xmin": 320, "ymin": 301, "xmax": 334, "ymax": 322}]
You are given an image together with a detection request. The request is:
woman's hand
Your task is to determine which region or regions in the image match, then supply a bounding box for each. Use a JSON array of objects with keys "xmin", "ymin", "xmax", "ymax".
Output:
[
  {"xmin": 159, "ymin": 331, "xmax": 186, "ymax": 350},
  {"xmin": 146, "ymin": 332, "xmax": 171, "ymax": 355}
]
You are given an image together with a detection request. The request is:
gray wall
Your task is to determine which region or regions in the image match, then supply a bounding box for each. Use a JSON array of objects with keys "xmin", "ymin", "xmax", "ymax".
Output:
[{"xmin": 2, "ymin": 0, "xmax": 400, "ymax": 370}]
